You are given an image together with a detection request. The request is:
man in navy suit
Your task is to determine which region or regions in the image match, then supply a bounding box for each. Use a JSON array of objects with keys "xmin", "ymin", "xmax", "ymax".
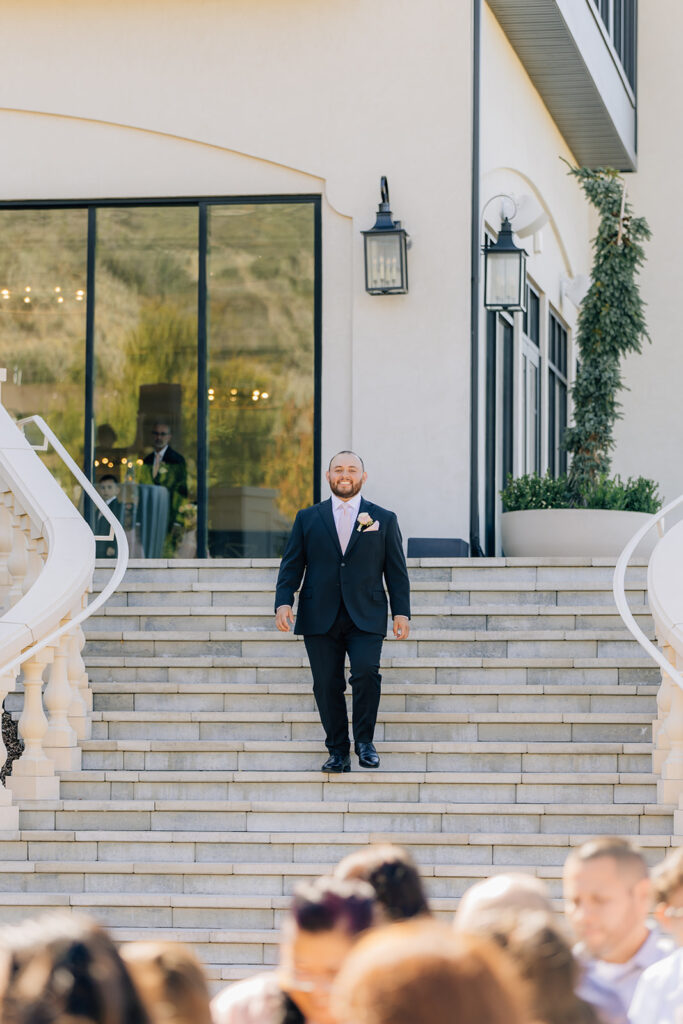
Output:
[{"xmin": 275, "ymin": 451, "xmax": 411, "ymax": 772}]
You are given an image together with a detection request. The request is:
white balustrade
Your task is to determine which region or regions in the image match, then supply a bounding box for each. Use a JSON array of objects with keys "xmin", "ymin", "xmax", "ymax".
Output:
[
  {"xmin": 0, "ymin": 374, "xmax": 128, "ymax": 830},
  {"xmin": 614, "ymin": 494, "xmax": 683, "ymax": 835}
]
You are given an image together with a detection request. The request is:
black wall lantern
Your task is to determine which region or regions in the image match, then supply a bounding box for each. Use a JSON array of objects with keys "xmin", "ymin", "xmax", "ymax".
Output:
[
  {"xmin": 363, "ymin": 177, "xmax": 409, "ymax": 295},
  {"xmin": 483, "ymin": 215, "xmax": 527, "ymax": 312}
]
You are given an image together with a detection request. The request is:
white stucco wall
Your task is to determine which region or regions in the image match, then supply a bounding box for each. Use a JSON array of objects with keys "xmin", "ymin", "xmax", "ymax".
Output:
[
  {"xmin": 613, "ymin": 0, "xmax": 683, "ymax": 504},
  {"xmin": 0, "ymin": 0, "xmax": 473, "ymax": 542}
]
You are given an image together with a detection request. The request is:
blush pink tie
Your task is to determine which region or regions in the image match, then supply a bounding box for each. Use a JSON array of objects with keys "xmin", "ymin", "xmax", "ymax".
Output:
[{"xmin": 337, "ymin": 503, "xmax": 353, "ymax": 553}]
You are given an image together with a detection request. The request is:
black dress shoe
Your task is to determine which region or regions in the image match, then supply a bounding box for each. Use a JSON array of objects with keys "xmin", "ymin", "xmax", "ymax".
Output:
[
  {"xmin": 321, "ymin": 752, "xmax": 351, "ymax": 773},
  {"xmin": 356, "ymin": 742, "xmax": 380, "ymax": 768}
]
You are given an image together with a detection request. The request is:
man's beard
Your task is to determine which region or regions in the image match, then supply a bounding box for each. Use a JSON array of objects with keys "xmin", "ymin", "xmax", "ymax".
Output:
[{"xmin": 329, "ymin": 478, "xmax": 363, "ymax": 499}]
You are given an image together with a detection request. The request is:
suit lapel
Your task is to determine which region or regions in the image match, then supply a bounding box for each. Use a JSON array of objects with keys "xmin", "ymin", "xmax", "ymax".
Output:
[
  {"xmin": 343, "ymin": 496, "xmax": 372, "ymax": 559},
  {"xmin": 318, "ymin": 498, "xmax": 343, "ymax": 556}
]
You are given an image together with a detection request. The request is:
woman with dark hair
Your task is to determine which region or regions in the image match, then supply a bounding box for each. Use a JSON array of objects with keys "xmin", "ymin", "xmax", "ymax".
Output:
[
  {"xmin": 334, "ymin": 844, "xmax": 430, "ymax": 921},
  {"xmin": 0, "ymin": 913, "xmax": 150, "ymax": 1024},
  {"xmin": 212, "ymin": 876, "xmax": 376, "ymax": 1024}
]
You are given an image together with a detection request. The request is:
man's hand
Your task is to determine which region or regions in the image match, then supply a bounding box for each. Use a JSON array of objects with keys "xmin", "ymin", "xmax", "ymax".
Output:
[
  {"xmin": 275, "ymin": 605, "xmax": 295, "ymax": 633},
  {"xmin": 393, "ymin": 615, "xmax": 410, "ymax": 640}
]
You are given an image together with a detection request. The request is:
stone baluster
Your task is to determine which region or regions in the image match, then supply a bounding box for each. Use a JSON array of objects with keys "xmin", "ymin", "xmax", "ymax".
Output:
[
  {"xmin": 6, "ymin": 502, "xmax": 28, "ymax": 606},
  {"xmin": 0, "ymin": 670, "xmax": 19, "ymax": 832},
  {"xmin": 0, "ymin": 490, "xmax": 13, "ymax": 604},
  {"xmin": 652, "ymin": 642, "xmax": 675, "ymax": 775},
  {"xmin": 67, "ymin": 626, "xmax": 90, "ymax": 740},
  {"xmin": 6, "ymin": 650, "xmax": 59, "ymax": 800},
  {"xmin": 43, "ymin": 633, "xmax": 81, "ymax": 772},
  {"xmin": 22, "ymin": 519, "xmax": 43, "ymax": 594},
  {"xmin": 657, "ymin": 643, "xmax": 683, "ymax": 805}
]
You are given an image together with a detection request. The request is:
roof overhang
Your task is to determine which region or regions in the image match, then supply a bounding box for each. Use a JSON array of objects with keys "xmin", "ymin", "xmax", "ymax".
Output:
[{"xmin": 487, "ymin": 0, "xmax": 637, "ymax": 171}]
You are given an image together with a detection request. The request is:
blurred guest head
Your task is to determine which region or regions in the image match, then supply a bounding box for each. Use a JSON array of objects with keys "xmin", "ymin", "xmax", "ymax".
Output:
[
  {"xmin": 334, "ymin": 845, "xmax": 430, "ymax": 922},
  {"xmin": 562, "ymin": 837, "xmax": 651, "ymax": 962},
  {"xmin": 0, "ymin": 913, "xmax": 149, "ymax": 1024},
  {"xmin": 332, "ymin": 919, "xmax": 526, "ymax": 1024},
  {"xmin": 278, "ymin": 876, "xmax": 376, "ymax": 1024},
  {"xmin": 651, "ymin": 845, "xmax": 683, "ymax": 945},
  {"xmin": 454, "ymin": 872, "xmax": 554, "ymax": 936},
  {"xmin": 120, "ymin": 941, "xmax": 211, "ymax": 1024},
  {"xmin": 485, "ymin": 911, "xmax": 600, "ymax": 1024}
]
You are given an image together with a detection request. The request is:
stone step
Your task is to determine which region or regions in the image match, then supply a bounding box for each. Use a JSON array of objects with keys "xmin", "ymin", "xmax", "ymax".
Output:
[
  {"xmin": 83, "ymin": 656, "xmax": 662, "ymax": 686},
  {"xmin": 2, "ymin": 829, "xmax": 673, "ymax": 868},
  {"xmin": 98, "ymin": 584, "xmax": 649, "ymax": 610},
  {"xmin": 77, "ymin": 685, "xmax": 657, "ymax": 717},
  {"xmin": 86, "ymin": 605, "xmax": 654, "ymax": 633},
  {"xmin": 87, "ymin": 709, "xmax": 654, "ymax": 744},
  {"xmin": 54, "ymin": 768, "xmax": 658, "ymax": 805},
  {"xmin": 79, "ymin": 738, "xmax": 653, "ymax": 774},
  {"xmin": 16, "ymin": 798, "xmax": 673, "ymax": 835},
  {"xmin": 83, "ymin": 629, "xmax": 653, "ymax": 661},
  {"xmin": 0, "ymin": 863, "xmax": 579, "ymax": 921}
]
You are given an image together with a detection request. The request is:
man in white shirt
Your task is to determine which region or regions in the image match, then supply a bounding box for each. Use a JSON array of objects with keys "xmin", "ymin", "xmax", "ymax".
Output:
[
  {"xmin": 563, "ymin": 837, "xmax": 673, "ymax": 1023},
  {"xmin": 628, "ymin": 948, "xmax": 682, "ymax": 1024}
]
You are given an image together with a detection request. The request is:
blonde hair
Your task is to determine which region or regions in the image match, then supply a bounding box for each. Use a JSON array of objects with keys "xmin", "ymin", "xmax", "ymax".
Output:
[
  {"xmin": 652, "ymin": 846, "xmax": 683, "ymax": 903},
  {"xmin": 332, "ymin": 920, "xmax": 526, "ymax": 1024},
  {"xmin": 121, "ymin": 942, "xmax": 212, "ymax": 1024}
]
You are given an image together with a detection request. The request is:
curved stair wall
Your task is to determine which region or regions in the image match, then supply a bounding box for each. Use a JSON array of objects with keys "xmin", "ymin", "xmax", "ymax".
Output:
[{"xmin": 0, "ymin": 381, "xmax": 127, "ymax": 825}]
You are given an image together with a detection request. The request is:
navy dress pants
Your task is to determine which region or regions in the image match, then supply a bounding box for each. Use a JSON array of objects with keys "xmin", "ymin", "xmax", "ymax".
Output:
[{"xmin": 303, "ymin": 602, "xmax": 384, "ymax": 755}]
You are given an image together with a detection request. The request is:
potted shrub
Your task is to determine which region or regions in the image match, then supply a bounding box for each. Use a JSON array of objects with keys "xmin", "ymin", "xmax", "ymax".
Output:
[{"xmin": 500, "ymin": 166, "xmax": 662, "ymax": 558}]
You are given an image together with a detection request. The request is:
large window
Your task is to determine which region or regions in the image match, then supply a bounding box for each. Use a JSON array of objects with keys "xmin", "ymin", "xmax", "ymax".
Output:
[
  {"xmin": 592, "ymin": 0, "xmax": 637, "ymax": 90},
  {"xmin": 0, "ymin": 198, "xmax": 321, "ymax": 558},
  {"xmin": 522, "ymin": 284, "xmax": 541, "ymax": 475},
  {"xmin": 548, "ymin": 310, "xmax": 568, "ymax": 478}
]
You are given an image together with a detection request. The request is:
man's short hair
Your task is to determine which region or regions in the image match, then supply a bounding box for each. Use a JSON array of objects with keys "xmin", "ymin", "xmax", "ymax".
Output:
[
  {"xmin": 98, "ymin": 474, "xmax": 118, "ymax": 485},
  {"xmin": 328, "ymin": 450, "xmax": 365, "ymax": 471},
  {"xmin": 652, "ymin": 846, "xmax": 683, "ymax": 903},
  {"xmin": 566, "ymin": 837, "xmax": 648, "ymax": 880}
]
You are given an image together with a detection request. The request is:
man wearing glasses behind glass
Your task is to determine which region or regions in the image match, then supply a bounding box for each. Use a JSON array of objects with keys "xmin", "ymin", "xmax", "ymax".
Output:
[{"xmin": 139, "ymin": 420, "xmax": 188, "ymax": 556}]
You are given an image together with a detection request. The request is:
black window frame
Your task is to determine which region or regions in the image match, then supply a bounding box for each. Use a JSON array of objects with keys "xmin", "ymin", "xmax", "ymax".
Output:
[
  {"xmin": 548, "ymin": 309, "xmax": 568, "ymax": 478},
  {"xmin": 0, "ymin": 194, "xmax": 323, "ymax": 558}
]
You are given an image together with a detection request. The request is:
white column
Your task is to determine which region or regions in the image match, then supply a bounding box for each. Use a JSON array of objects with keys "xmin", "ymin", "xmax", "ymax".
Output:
[
  {"xmin": 43, "ymin": 634, "xmax": 81, "ymax": 772},
  {"xmin": 657, "ymin": 682, "xmax": 683, "ymax": 805},
  {"xmin": 7, "ymin": 651, "xmax": 59, "ymax": 800},
  {"xmin": 0, "ymin": 670, "xmax": 19, "ymax": 831}
]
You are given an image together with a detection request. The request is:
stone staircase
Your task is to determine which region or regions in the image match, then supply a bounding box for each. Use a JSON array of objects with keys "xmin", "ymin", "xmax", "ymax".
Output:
[{"xmin": 0, "ymin": 556, "xmax": 673, "ymax": 984}]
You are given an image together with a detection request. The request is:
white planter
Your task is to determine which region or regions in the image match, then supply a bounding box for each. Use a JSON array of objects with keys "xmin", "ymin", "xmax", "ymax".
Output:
[{"xmin": 500, "ymin": 509, "xmax": 657, "ymax": 559}]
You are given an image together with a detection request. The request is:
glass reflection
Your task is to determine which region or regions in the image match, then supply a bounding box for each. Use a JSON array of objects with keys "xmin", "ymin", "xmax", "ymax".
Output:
[
  {"xmin": 0, "ymin": 209, "xmax": 87, "ymax": 499},
  {"xmin": 207, "ymin": 203, "xmax": 315, "ymax": 557},
  {"xmin": 93, "ymin": 206, "xmax": 197, "ymax": 558}
]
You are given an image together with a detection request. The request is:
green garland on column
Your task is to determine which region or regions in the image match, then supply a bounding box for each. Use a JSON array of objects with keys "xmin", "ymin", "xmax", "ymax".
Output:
[{"xmin": 563, "ymin": 165, "xmax": 651, "ymax": 505}]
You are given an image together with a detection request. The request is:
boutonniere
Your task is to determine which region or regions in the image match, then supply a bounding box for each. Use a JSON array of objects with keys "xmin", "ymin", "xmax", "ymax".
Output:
[
  {"xmin": 158, "ymin": 463, "xmax": 168, "ymax": 479},
  {"xmin": 357, "ymin": 512, "xmax": 380, "ymax": 533}
]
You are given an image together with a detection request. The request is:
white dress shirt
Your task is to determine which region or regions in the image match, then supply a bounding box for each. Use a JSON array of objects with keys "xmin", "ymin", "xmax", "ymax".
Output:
[
  {"xmin": 629, "ymin": 947, "xmax": 683, "ymax": 1024},
  {"xmin": 332, "ymin": 492, "xmax": 362, "ymax": 551},
  {"xmin": 152, "ymin": 443, "xmax": 168, "ymax": 477},
  {"xmin": 577, "ymin": 928, "xmax": 674, "ymax": 1023}
]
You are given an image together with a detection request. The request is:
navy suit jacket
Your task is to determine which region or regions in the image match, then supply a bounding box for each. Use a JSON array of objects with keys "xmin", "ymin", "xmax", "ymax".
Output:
[{"xmin": 274, "ymin": 496, "xmax": 411, "ymax": 636}]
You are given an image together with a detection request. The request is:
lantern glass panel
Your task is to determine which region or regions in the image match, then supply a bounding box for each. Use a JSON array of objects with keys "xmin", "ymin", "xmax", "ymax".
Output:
[
  {"xmin": 486, "ymin": 250, "xmax": 524, "ymax": 308},
  {"xmin": 365, "ymin": 233, "xmax": 405, "ymax": 292}
]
